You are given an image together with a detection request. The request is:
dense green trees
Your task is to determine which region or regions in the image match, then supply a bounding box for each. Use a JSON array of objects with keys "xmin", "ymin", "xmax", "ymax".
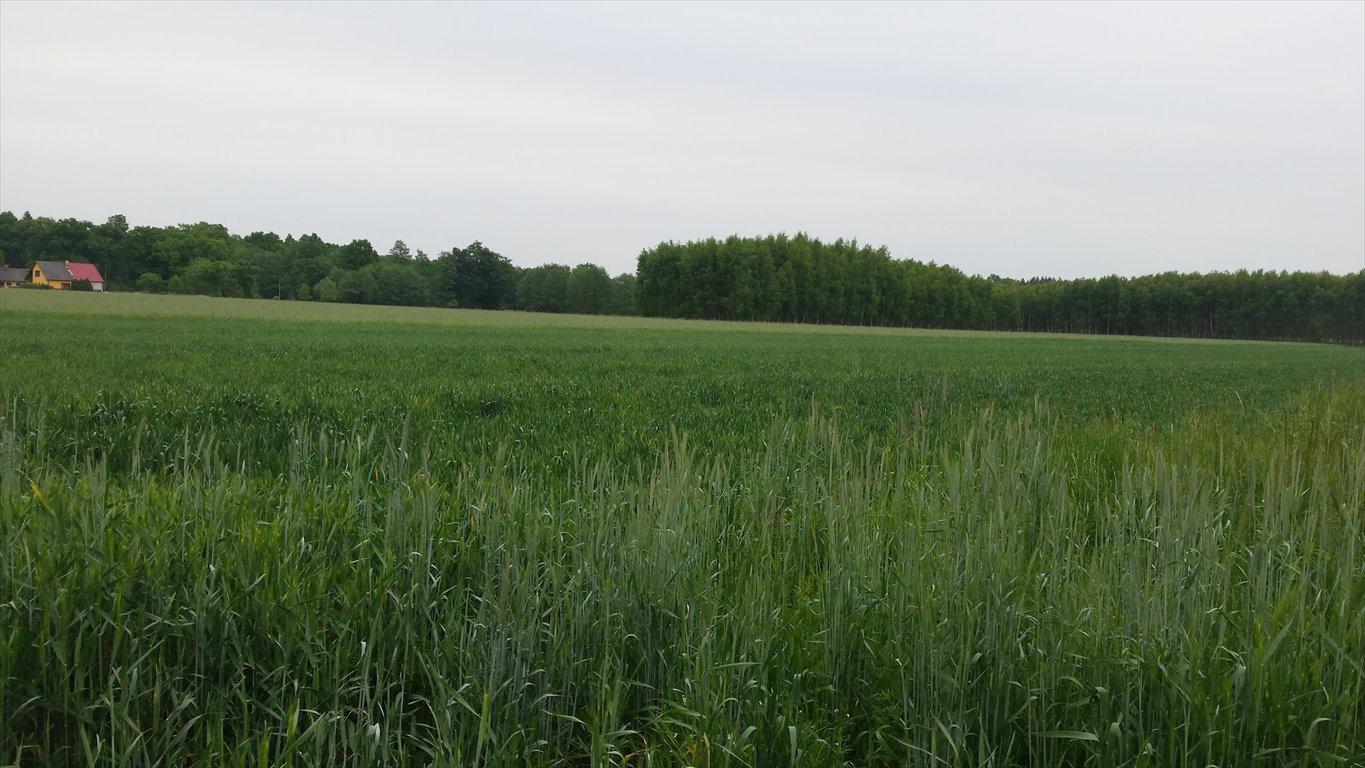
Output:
[
  {"xmin": 0, "ymin": 212, "xmax": 635, "ymax": 317},
  {"xmin": 566, "ymin": 263, "xmax": 613, "ymax": 314},
  {"xmin": 516, "ymin": 264, "xmax": 571, "ymax": 313},
  {"xmin": 513, "ymin": 263, "xmax": 635, "ymax": 315},
  {"xmin": 637, "ymin": 234, "xmax": 1364, "ymax": 343},
  {"xmin": 2, "ymin": 212, "xmax": 1357, "ymax": 342},
  {"xmin": 434, "ymin": 241, "xmax": 518, "ymax": 310},
  {"xmin": 990, "ymin": 270, "xmax": 1364, "ymax": 341}
]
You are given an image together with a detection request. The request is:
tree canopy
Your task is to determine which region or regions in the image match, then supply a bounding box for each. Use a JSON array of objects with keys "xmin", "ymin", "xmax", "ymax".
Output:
[
  {"xmin": 636, "ymin": 234, "xmax": 1364, "ymax": 343},
  {"xmin": 2, "ymin": 212, "xmax": 1357, "ymax": 343},
  {"xmin": 0, "ymin": 211, "xmax": 637, "ymax": 317}
]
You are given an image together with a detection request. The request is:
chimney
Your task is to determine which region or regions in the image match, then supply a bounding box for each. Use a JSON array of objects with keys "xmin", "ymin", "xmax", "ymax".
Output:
[{"xmin": 65, "ymin": 260, "xmax": 70, "ymax": 268}]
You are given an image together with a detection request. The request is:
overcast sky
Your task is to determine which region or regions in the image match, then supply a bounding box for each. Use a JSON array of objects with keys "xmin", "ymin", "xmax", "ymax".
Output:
[{"xmin": 1, "ymin": 1, "xmax": 1361, "ymax": 278}]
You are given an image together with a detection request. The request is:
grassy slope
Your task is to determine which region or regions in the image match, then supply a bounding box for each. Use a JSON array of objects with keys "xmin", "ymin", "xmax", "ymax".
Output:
[{"xmin": 1, "ymin": 291, "xmax": 1363, "ymax": 767}]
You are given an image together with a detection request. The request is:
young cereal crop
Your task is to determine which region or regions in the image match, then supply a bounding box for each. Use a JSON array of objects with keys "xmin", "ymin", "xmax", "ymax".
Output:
[{"xmin": 1, "ymin": 290, "xmax": 1362, "ymax": 767}]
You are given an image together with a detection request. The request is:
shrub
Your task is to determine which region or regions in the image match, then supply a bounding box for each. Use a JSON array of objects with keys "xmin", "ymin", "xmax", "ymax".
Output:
[
  {"xmin": 314, "ymin": 277, "xmax": 339, "ymax": 302},
  {"xmin": 136, "ymin": 273, "xmax": 165, "ymax": 293}
]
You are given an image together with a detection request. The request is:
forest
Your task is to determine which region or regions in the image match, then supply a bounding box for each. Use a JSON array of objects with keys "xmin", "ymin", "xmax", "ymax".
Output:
[
  {"xmin": 2, "ymin": 212, "xmax": 1360, "ymax": 343},
  {"xmin": 0, "ymin": 211, "xmax": 636, "ymax": 316},
  {"xmin": 638, "ymin": 234, "xmax": 1364, "ymax": 343}
]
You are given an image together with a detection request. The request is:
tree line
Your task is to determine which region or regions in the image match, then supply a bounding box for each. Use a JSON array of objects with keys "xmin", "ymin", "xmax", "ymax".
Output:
[
  {"xmin": 3, "ymin": 212, "xmax": 1359, "ymax": 342},
  {"xmin": 637, "ymin": 234, "xmax": 1364, "ymax": 343},
  {"xmin": 0, "ymin": 211, "xmax": 636, "ymax": 315}
]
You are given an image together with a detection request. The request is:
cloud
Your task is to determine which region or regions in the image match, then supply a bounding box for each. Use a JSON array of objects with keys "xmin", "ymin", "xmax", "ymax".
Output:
[{"xmin": 2, "ymin": 1, "xmax": 1361, "ymax": 277}]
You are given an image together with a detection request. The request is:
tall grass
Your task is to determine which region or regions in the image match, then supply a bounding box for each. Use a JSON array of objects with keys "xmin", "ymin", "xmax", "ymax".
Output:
[{"xmin": 4, "ymin": 384, "xmax": 1361, "ymax": 766}]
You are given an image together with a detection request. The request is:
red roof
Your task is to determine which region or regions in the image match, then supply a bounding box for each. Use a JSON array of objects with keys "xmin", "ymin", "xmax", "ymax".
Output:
[{"xmin": 66, "ymin": 262, "xmax": 104, "ymax": 283}]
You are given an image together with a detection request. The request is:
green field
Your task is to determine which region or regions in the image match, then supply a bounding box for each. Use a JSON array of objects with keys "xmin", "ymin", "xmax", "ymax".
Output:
[{"xmin": 2, "ymin": 291, "xmax": 1362, "ymax": 766}]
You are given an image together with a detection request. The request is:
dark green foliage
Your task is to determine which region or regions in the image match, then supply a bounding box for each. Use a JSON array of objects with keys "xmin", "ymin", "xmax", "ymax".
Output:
[
  {"xmin": 517, "ymin": 263, "xmax": 636, "ymax": 316},
  {"xmin": 176, "ymin": 258, "xmax": 257, "ymax": 298},
  {"xmin": 135, "ymin": 272, "xmax": 164, "ymax": 293},
  {"xmin": 313, "ymin": 276, "xmax": 339, "ymax": 302},
  {"xmin": 0, "ymin": 213, "xmax": 480, "ymax": 312},
  {"xmin": 566, "ymin": 263, "xmax": 613, "ymax": 314},
  {"xmin": 339, "ymin": 267, "xmax": 377, "ymax": 304},
  {"xmin": 637, "ymin": 234, "xmax": 1365, "ymax": 342},
  {"xmin": 435, "ymin": 241, "xmax": 518, "ymax": 309},
  {"xmin": 385, "ymin": 239, "xmax": 412, "ymax": 262},
  {"xmin": 516, "ymin": 263, "xmax": 572, "ymax": 313},
  {"xmin": 338, "ymin": 238, "xmax": 379, "ymax": 270},
  {"xmin": 607, "ymin": 273, "xmax": 636, "ymax": 315},
  {"xmin": 2, "ymin": 212, "xmax": 1358, "ymax": 340}
]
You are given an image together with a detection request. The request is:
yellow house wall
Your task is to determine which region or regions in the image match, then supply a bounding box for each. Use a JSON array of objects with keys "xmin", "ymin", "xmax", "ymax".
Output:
[{"xmin": 30, "ymin": 265, "xmax": 69, "ymax": 289}]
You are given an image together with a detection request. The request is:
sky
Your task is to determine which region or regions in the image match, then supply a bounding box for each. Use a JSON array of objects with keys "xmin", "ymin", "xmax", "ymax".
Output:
[{"xmin": 1, "ymin": 1, "xmax": 1362, "ymax": 279}]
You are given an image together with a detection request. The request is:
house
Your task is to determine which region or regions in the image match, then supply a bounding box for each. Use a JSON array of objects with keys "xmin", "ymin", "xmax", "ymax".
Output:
[
  {"xmin": 30, "ymin": 261, "xmax": 72, "ymax": 289},
  {"xmin": 28, "ymin": 260, "xmax": 105, "ymax": 290},
  {"xmin": 66, "ymin": 262, "xmax": 105, "ymax": 291},
  {"xmin": 0, "ymin": 266, "xmax": 27, "ymax": 287}
]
